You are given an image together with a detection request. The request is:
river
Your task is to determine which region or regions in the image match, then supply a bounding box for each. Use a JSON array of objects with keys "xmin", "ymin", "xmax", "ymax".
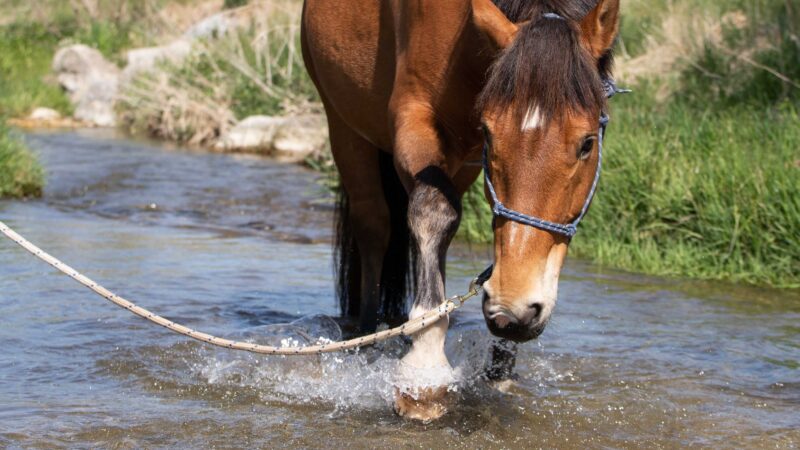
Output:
[{"xmin": 1, "ymin": 129, "xmax": 798, "ymax": 448}]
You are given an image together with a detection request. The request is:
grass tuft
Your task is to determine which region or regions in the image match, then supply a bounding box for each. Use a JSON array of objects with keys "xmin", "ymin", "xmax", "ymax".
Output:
[
  {"xmin": 0, "ymin": 122, "xmax": 44, "ymax": 198},
  {"xmin": 224, "ymin": 0, "xmax": 249, "ymax": 9}
]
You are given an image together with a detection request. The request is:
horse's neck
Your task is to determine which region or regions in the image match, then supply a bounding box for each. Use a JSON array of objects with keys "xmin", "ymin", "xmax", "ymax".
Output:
[{"xmin": 425, "ymin": 16, "xmax": 497, "ymax": 154}]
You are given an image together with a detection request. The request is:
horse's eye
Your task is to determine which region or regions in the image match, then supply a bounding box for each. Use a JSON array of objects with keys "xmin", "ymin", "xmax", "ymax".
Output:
[{"xmin": 577, "ymin": 136, "xmax": 596, "ymax": 160}]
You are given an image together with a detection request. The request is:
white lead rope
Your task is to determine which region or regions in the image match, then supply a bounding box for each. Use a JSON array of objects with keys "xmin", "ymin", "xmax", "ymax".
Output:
[{"xmin": 0, "ymin": 220, "xmax": 484, "ymax": 355}]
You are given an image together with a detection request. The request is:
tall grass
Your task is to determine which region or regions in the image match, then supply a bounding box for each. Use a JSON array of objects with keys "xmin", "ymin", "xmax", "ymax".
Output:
[
  {"xmin": 0, "ymin": 123, "xmax": 43, "ymax": 198},
  {"xmin": 0, "ymin": 22, "xmax": 73, "ymax": 117},
  {"xmin": 224, "ymin": 0, "xmax": 249, "ymax": 9},
  {"xmin": 575, "ymin": 95, "xmax": 798, "ymax": 287}
]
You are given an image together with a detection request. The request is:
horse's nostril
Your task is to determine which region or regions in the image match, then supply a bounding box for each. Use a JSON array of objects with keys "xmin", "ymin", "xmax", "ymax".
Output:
[
  {"xmin": 490, "ymin": 312, "xmax": 517, "ymax": 329},
  {"xmin": 528, "ymin": 302, "xmax": 543, "ymax": 320}
]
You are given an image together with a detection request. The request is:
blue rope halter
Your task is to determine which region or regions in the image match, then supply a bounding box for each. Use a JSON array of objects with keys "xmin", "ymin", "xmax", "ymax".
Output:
[{"xmin": 481, "ymin": 78, "xmax": 627, "ymax": 239}]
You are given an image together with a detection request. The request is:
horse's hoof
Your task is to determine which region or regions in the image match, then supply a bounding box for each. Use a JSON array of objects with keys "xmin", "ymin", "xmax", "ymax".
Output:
[
  {"xmin": 488, "ymin": 378, "xmax": 516, "ymax": 394},
  {"xmin": 393, "ymin": 386, "xmax": 449, "ymax": 422}
]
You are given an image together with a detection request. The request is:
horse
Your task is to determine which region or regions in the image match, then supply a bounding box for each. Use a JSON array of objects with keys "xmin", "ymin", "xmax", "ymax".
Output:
[{"xmin": 301, "ymin": 0, "xmax": 620, "ymax": 420}]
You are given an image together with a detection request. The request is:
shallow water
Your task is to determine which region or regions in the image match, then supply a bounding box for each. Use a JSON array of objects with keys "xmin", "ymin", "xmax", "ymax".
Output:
[{"xmin": 1, "ymin": 129, "xmax": 798, "ymax": 448}]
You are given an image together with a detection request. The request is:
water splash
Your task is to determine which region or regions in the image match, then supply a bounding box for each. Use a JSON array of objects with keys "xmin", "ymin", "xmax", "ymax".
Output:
[{"xmin": 194, "ymin": 315, "xmax": 501, "ymax": 412}]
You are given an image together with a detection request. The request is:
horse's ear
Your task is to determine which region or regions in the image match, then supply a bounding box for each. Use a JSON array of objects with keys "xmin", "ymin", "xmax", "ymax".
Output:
[
  {"xmin": 472, "ymin": 0, "xmax": 519, "ymax": 50},
  {"xmin": 579, "ymin": 0, "xmax": 620, "ymax": 59}
]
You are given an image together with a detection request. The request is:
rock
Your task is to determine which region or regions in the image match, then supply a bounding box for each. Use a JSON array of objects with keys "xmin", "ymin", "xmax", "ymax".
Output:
[
  {"xmin": 122, "ymin": 39, "xmax": 193, "ymax": 82},
  {"xmin": 215, "ymin": 115, "xmax": 328, "ymax": 162},
  {"xmin": 7, "ymin": 115, "xmax": 83, "ymax": 130},
  {"xmin": 122, "ymin": 9, "xmax": 249, "ymax": 82},
  {"xmin": 184, "ymin": 12, "xmax": 237, "ymax": 39},
  {"xmin": 10, "ymin": 107, "xmax": 81, "ymax": 129},
  {"xmin": 29, "ymin": 107, "xmax": 61, "ymax": 121},
  {"xmin": 52, "ymin": 44, "xmax": 120, "ymax": 127},
  {"xmin": 216, "ymin": 115, "xmax": 284, "ymax": 150}
]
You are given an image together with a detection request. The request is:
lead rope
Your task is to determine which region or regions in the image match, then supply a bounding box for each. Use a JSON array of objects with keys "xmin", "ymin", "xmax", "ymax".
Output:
[{"xmin": 0, "ymin": 220, "xmax": 491, "ymax": 355}]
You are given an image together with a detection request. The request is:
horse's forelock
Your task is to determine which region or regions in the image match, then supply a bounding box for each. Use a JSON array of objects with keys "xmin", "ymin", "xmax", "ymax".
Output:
[{"xmin": 479, "ymin": 1, "xmax": 608, "ymax": 125}]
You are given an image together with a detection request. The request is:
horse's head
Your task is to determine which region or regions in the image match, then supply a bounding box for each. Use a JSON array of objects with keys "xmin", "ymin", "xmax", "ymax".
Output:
[{"xmin": 472, "ymin": 0, "xmax": 619, "ymax": 342}]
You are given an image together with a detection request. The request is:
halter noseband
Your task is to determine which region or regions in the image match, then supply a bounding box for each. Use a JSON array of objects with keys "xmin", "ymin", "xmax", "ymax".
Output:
[{"xmin": 482, "ymin": 78, "xmax": 627, "ymax": 238}]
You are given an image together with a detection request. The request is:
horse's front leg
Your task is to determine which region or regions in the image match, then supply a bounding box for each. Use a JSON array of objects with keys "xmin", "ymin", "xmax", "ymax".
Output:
[{"xmin": 393, "ymin": 166, "xmax": 461, "ymax": 421}]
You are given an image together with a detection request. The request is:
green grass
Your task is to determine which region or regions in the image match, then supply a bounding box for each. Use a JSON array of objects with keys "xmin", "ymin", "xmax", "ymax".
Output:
[
  {"xmin": 0, "ymin": 5, "xmax": 140, "ymax": 200},
  {"xmin": 577, "ymin": 94, "xmax": 798, "ymax": 287},
  {"xmin": 224, "ymin": 0, "xmax": 249, "ymax": 9},
  {"xmin": 0, "ymin": 22, "xmax": 73, "ymax": 117},
  {"xmin": 0, "ymin": 123, "xmax": 43, "ymax": 198}
]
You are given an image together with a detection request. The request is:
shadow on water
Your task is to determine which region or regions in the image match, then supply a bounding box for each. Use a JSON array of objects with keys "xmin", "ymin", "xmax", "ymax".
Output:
[{"xmin": 0, "ymin": 130, "xmax": 798, "ymax": 448}]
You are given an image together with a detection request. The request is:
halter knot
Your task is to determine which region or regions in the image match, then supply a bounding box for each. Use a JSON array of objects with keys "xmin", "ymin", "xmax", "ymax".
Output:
[{"xmin": 541, "ymin": 12, "xmax": 565, "ymax": 20}]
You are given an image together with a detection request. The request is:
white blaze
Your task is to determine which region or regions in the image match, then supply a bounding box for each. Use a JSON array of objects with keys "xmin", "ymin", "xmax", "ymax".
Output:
[{"xmin": 522, "ymin": 105, "xmax": 543, "ymax": 131}]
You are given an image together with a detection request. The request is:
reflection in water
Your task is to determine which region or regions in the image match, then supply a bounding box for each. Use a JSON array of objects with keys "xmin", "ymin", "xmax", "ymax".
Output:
[{"xmin": 0, "ymin": 130, "xmax": 798, "ymax": 448}]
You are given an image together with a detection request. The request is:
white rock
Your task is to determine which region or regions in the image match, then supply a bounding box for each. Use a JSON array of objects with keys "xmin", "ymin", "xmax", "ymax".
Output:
[
  {"xmin": 184, "ymin": 12, "xmax": 237, "ymax": 39},
  {"xmin": 272, "ymin": 117, "xmax": 329, "ymax": 163},
  {"xmin": 122, "ymin": 39, "xmax": 193, "ymax": 82},
  {"xmin": 52, "ymin": 44, "xmax": 120, "ymax": 127},
  {"xmin": 29, "ymin": 107, "xmax": 62, "ymax": 121},
  {"xmin": 122, "ymin": 10, "xmax": 245, "ymax": 82},
  {"xmin": 215, "ymin": 115, "xmax": 328, "ymax": 162}
]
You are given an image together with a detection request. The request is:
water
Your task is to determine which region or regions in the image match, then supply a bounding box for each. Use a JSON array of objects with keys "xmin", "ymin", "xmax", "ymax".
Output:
[{"xmin": 1, "ymin": 129, "xmax": 798, "ymax": 448}]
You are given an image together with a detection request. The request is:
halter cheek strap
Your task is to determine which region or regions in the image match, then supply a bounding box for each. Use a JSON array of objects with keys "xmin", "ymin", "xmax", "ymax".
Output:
[{"xmin": 482, "ymin": 79, "xmax": 627, "ymax": 238}]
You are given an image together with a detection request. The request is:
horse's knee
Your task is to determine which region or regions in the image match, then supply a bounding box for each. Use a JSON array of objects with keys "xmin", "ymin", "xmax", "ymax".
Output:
[{"xmin": 408, "ymin": 168, "xmax": 462, "ymax": 251}]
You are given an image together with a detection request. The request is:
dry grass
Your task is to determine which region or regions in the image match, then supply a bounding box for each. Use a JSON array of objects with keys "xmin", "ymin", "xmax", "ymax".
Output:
[
  {"xmin": 117, "ymin": 0, "xmax": 318, "ymax": 146},
  {"xmin": 616, "ymin": 0, "xmax": 797, "ymax": 100},
  {"xmin": 616, "ymin": 2, "xmax": 749, "ymax": 84}
]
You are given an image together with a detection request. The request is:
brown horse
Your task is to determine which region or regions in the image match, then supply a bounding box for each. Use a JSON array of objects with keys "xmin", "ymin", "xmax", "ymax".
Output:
[{"xmin": 301, "ymin": 0, "xmax": 620, "ymax": 420}]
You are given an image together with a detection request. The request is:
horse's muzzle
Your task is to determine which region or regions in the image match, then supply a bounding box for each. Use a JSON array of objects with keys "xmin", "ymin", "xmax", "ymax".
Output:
[{"xmin": 482, "ymin": 293, "xmax": 547, "ymax": 342}]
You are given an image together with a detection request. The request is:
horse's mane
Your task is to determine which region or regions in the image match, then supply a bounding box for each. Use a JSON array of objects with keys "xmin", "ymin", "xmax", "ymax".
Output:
[{"xmin": 478, "ymin": 0, "xmax": 614, "ymax": 124}]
